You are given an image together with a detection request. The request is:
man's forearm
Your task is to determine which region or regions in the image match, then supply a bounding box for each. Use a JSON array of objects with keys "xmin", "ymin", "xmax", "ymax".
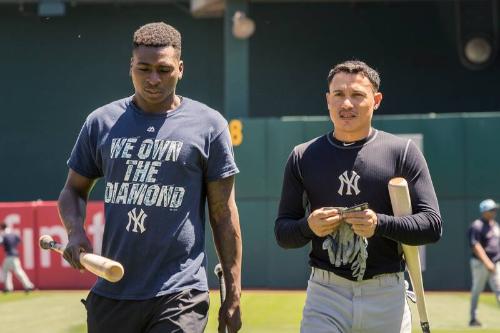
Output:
[
  {"xmin": 207, "ymin": 176, "xmax": 242, "ymax": 299},
  {"xmin": 57, "ymin": 186, "xmax": 88, "ymax": 235},
  {"xmin": 211, "ymin": 207, "xmax": 242, "ymax": 298},
  {"xmin": 376, "ymin": 210, "xmax": 442, "ymax": 245},
  {"xmin": 472, "ymin": 243, "xmax": 494, "ymax": 268},
  {"xmin": 274, "ymin": 217, "xmax": 314, "ymax": 249}
]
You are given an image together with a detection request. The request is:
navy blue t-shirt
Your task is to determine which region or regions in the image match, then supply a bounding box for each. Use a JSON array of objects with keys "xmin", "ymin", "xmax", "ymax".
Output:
[
  {"xmin": 68, "ymin": 96, "xmax": 239, "ymax": 299},
  {"xmin": 1, "ymin": 232, "xmax": 20, "ymax": 257},
  {"xmin": 469, "ymin": 218, "xmax": 500, "ymax": 263}
]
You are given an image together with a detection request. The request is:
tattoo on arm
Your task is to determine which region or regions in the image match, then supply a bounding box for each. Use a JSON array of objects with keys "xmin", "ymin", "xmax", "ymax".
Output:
[
  {"xmin": 207, "ymin": 176, "xmax": 242, "ymax": 299},
  {"xmin": 58, "ymin": 169, "xmax": 96, "ymax": 235}
]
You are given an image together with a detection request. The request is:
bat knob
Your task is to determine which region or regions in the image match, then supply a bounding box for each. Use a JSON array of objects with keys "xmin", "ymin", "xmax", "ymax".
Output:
[
  {"xmin": 214, "ymin": 263, "xmax": 223, "ymax": 278},
  {"xmin": 388, "ymin": 177, "xmax": 408, "ymax": 187},
  {"xmin": 39, "ymin": 235, "xmax": 55, "ymax": 250}
]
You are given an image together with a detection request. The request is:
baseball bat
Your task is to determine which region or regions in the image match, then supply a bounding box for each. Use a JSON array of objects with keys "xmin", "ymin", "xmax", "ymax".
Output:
[
  {"xmin": 214, "ymin": 263, "xmax": 228, "ymax": 333},
  {"xmin": 39, "ymin": 235, "xmax": 124, "ymax": 283},
  {"xmin": 388, "ymin": 177, "xmax": 431, "ymax": 333}
]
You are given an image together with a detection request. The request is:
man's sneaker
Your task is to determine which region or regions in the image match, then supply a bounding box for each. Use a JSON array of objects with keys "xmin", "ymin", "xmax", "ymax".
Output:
[
  {"xmin": 24, "ymin": 287, "xmax": 35, "ymax": 294},
  {"xmin": 469, "ymin": 318, "xmax": 482, "ymax": 327}
]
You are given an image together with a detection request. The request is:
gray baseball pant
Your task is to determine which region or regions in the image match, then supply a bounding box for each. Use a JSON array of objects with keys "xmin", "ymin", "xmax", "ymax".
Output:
[
  {"xmin": 301, "ymin": 267, "xmax": 411, "ymax": 333},
  {"xmin": 2, "ymin": 256, "xmax": 34, "ymax": 291},
  {"xmin": 470, "ymin": 258, "xmax": 500, "ymax": 320}
]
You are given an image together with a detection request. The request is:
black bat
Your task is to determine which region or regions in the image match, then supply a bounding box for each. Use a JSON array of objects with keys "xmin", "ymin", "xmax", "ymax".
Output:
[{"xmin": 214, "ymin": 263, "xmax": 228, "ymax": 333}]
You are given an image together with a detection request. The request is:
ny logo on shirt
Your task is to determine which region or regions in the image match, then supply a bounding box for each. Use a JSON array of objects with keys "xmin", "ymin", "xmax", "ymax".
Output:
[
  {"xmin": 338, "ymin": 170, "xmax": 361, "ymax": 195},
  {"xmin": 126, "ymin": 208, "xmax": 147, "ymax": 233}
]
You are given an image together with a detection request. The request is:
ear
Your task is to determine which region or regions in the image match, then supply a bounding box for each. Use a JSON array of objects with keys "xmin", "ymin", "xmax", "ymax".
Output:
[
  {"xmin": 129, "ymin": 56, "xmax": 134, "ymax": 76},
  {"xmin": 373, "ymin": 92, "xmax": 383, "ymax": 110},
  {"xmin": 325, "ymin": 92, "xmax": 330, "ymax": 106},
  {"xmin": 178, "ymin": 60, "xmax": 184, "ymax": 80}
]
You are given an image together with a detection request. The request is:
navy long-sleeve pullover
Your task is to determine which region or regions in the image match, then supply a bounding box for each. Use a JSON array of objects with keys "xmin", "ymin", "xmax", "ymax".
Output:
[{"xmin": 275, "ymin": 129, "xmax": 442, "ymax": 280}]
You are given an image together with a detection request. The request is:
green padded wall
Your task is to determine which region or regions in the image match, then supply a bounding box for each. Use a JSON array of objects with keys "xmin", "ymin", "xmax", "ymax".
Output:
[{"xmin": 2, "ymin": 2, "xmax": 500, "ymax": 290}]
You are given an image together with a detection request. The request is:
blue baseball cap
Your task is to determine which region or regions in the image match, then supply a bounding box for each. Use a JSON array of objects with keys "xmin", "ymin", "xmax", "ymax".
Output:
[{"xmin": 479, "ymin": 199, "xmax": 499, "ymax": 213}]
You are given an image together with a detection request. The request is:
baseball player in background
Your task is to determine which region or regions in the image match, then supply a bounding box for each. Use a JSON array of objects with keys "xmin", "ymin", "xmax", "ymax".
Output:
[
  {"xmin": 0, "ymin": 222, "xmax": 35, "ymax": 293},
  {"xmin": 468, "ymin": 199, "xmax": 500, "ymax": 327},
  {"xmin": 58, "ymin": 22, "xmax": 242, "ymax": 333},
  {"xmin": 275, "ymin": 60, "xmax": 442, "ymax": 333}
]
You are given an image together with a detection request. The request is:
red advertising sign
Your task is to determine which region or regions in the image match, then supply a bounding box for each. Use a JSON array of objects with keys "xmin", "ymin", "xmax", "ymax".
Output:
[{"xmin": 0, "ymin": 201, "xmax": 104, "ymax": 290}]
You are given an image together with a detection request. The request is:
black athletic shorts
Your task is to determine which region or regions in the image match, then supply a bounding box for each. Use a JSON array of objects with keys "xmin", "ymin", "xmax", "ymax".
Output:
[{"xmin": 83, "ymin": 289, "xmax": 210, "ymax": 333}]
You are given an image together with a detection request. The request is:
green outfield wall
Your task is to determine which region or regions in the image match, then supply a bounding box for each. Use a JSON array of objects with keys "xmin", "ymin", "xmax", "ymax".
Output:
[
  {"xmin": 1, "ymin": 2, "xmax": 499, "ymax": 201},
  {"xmin": 204, "ymin": 113, "xmax": 500, "ymax": 290}
]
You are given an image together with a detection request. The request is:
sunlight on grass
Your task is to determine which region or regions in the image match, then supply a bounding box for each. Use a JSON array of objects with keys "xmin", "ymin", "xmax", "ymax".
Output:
[{"xmin": 0, "ymin": 290, "xmax": 498, "ymax": 333}]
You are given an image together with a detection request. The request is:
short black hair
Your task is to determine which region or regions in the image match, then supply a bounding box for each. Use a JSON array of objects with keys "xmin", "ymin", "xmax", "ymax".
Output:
[
  {"xmin": 327, "ymin": 60, "xmax": 380, "ymax": 91},
  {"xmin": 133, "ymin": 22, "xmax": 182, "ymax": 56}
]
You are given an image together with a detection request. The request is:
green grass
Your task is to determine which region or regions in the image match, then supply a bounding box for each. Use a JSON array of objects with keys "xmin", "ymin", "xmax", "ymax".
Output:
[{"xmin": 0, "ymin": 290, "xmax": 498, "ymax": 333}]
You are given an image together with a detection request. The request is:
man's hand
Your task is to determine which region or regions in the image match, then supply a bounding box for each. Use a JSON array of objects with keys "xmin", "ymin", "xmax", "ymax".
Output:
[
  {"xmin": 343, "ymin": 209, "xmax": 378, "ymax": 238},
  {"xmin": 63, "ymin": 230, "xmax": 93, "ymax": 270},
  {"xmin": 307, "ymin": 207, "xmax": 342, "ymax": 237},
  {"xmin": 472, "ymin": 243, "xmax": 496, "ymax": 273},
  {"xmin": 486, "ymin": 261, "xmax": 496, "ymax": 273},
  {"xmin": 219, "ymin": 293, "xmax": 242, "ymax": 333}
]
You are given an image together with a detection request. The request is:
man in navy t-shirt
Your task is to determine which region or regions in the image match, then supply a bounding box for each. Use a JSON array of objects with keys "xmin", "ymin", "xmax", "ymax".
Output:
[
  {"xmin": 58, "ymin": 22, "xmax": 242, "ymax": 333},
  {"xmin": 468, "ymin": 199, "xmax": 500, "ymax": 327}
]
